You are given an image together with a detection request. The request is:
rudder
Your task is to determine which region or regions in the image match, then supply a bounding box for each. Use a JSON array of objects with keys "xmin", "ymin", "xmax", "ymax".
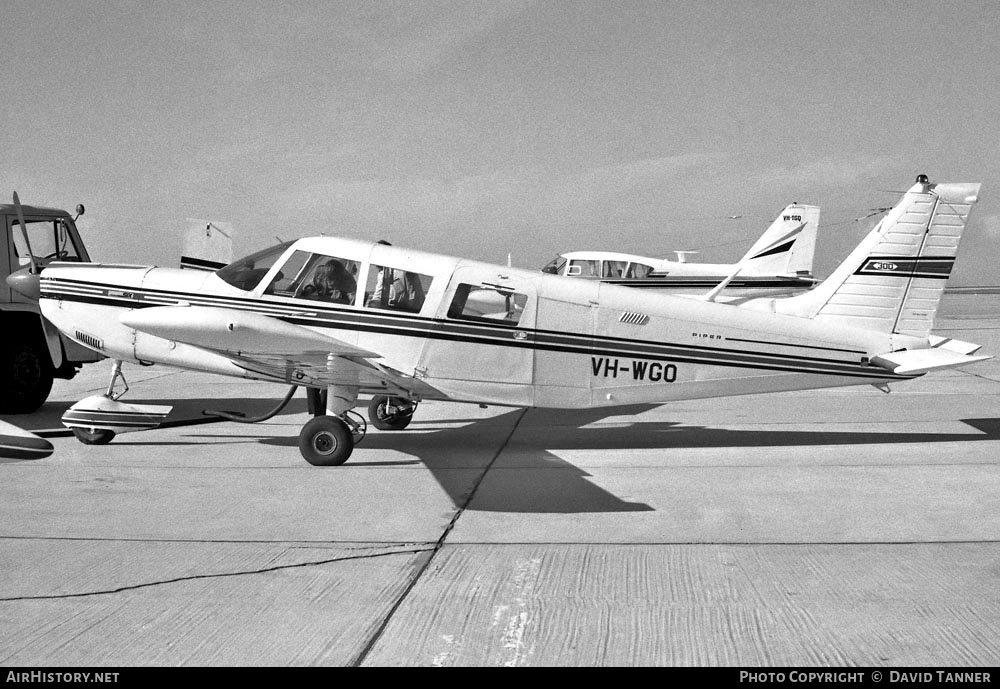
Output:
[{"xmin": 775, "ymin": 175, "xmax": 980, "ymax": 339}]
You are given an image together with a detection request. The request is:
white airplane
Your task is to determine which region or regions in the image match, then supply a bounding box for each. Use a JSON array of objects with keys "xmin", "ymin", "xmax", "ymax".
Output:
[
  {"xmin": 541, "ymin": 203, "xmax": 820, "ymax": 298},
  {"xmin": 18, "ymin": 175, "xmax": 988, "ymax": 466}
]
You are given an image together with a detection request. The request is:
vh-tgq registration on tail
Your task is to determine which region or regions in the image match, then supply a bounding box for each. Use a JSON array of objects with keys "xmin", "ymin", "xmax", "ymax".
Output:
[{"xmin": 26, "ymin": 176, "xmax": 989, "ymax": 465}]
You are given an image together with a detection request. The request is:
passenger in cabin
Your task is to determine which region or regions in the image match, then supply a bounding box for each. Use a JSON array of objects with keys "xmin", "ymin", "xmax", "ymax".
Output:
[
  {"xmin": 369, "ymin": 267, "xmax": 426, "ymax": 312},
  {"xmin": 302, "ymin": 259, "xmax": 356, "ymax": 303}
]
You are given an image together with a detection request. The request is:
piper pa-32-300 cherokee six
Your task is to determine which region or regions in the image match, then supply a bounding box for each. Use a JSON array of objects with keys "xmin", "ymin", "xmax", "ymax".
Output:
[{"xmin": 16, "ymin": 175, "xmax": 988, "ymax": 465}]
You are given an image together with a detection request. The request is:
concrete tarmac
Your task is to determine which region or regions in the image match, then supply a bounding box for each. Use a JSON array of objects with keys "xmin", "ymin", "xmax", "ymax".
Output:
[{"xmin": 2, "ymin": 292, "xmax": 999, "ymax": 667}]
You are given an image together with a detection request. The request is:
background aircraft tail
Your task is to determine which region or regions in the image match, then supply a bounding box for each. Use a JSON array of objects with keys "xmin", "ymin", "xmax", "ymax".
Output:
[
  {"xmin": 180, "ymin": 219, "xmax": 233, "ymax": 271},
  {"xmin": 775, "ymin": 176, "xmax": 981, "ymax": 340},
  {"xmin": 739, "ymin": 203, "xmax": 820, "ymax": 277}
]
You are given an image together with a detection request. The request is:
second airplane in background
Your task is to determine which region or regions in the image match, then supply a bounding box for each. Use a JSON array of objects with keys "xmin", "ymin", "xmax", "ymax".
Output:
[{"xmin": 542, "ymin": 203, "xmax": 820, "ymax": 298}]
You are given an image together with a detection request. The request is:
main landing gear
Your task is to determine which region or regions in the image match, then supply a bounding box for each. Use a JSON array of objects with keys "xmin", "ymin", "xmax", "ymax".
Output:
[
  {"xmin": 367, "ymin": 395, "xmax": 416, "ymax": 431},
  {"xmin": 299, "ymin": 385, "xmax": 367, "ymax": 466},
  {"xmin": 299, "ymin": 389, "xmax": 417, "ymax": 466}
]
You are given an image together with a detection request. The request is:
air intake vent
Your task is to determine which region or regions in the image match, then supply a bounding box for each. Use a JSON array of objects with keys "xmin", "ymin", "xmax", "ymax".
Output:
[
  {"xmin": 619, "ymin": 312, "xmax": 649, "ymax": 326},
  {"xmin": 75, "ymin": 330, "xmax": 104, "ymax": 351}
]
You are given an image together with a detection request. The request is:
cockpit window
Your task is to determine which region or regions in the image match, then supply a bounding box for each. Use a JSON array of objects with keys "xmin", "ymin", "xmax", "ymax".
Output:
[
  {"xmin": 541, "ymin": 256, "xmax": 567, "ymax": 275},
  {"xmin": 567, "ymin": 259, "xmax": 599, "ymax": 278},
  {"xmin": 216, "ymin": 241, "xmax": 292, "ymax": 291},
  {"xmin": 264, "ymin": 250, "xmax": 360, "ymax": 304}
]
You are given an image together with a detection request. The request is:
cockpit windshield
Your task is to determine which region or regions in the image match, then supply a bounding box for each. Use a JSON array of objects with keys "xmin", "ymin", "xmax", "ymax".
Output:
[
  {"xmin": 216, "ymin": 241, "xmax": 293, "ymax": 291},
  {"xmin": 541, "ymin": 256, "xmax": 567, "ymax": 275}
]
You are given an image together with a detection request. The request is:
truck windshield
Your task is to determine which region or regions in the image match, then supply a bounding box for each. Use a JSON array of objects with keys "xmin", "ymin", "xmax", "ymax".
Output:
[
  {"xmin": 216, "ymin": 242, "xmax": 292, "ymax": 291},
  {"xmin": 11, "ymin": 218, "xmax": 83, "ymax": 264}
]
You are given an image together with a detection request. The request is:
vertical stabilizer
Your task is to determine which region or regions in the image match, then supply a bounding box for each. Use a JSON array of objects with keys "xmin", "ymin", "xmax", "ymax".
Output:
[
  {"xmin": 775, "ymin": 176, "xmax": 980, "ymax": 339},
  {"xmin": 740, "ymin": 203, "xmax": 820, "ymax": 277}
]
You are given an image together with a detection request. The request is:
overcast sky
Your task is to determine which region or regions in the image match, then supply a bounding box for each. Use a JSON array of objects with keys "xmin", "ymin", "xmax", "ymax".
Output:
[{"xmin": 4, "ymin": 0, "xmax": 999, "ymax": 285}]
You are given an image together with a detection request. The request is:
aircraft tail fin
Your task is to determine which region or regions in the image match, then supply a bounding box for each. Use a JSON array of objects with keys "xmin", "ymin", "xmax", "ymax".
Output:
[
  {"xmin": 775, "ymin": 175, "xmax": 981, "ymax": 339},
  {"xmin": 739, "ymin": 203, "xmax": 820, "ymax": 277}
]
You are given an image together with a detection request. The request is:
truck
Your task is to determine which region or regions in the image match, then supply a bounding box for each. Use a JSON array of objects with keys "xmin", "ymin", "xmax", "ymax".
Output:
[{"xmin": 2, "ymin": 201, "xmax": 104, "ymax": 414}]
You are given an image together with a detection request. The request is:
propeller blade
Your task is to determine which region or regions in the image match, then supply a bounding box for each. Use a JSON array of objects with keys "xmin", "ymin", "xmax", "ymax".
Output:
[{"xmin": 12, "ymin": 191, "xmax": 41, "ymax": 275}]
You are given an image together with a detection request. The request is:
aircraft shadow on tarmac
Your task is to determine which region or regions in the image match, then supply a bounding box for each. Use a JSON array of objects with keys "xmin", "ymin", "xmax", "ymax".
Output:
[{"xmin": 9, "ymin": 396, "xmax": 1000, "ymax": 514}]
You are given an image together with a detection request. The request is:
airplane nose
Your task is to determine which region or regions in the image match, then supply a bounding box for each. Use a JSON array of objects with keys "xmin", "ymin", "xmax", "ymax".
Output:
[{"xmin": 6, "ymin": 266, "xmax": 40, "ymax": 301}]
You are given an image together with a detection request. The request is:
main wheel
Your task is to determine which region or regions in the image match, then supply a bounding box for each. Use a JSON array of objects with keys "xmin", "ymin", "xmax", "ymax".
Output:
[
  {"xmin": 368, "ymin": 396, "xmax": 415, "ymax": 431},
  {"xmin": 299, "ymin": 416, "xmax": 354, "ymax": 466},
  {"xmin": 72, "ymin": 428, "xmax": 116, "ymax": 445},
  {"xmin": 0, "ymin": 342, "xmax": 54, "ymax": 414}
]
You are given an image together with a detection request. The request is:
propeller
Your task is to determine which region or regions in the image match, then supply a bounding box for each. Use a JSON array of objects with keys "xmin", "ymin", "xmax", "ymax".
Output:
[
  {"xmin": 5, "ymin": 191, "xmax": 42, "ymax": 300},
  {"xmin": 12, "ymin": 192, "xmax": 40, "ymax": 274}
]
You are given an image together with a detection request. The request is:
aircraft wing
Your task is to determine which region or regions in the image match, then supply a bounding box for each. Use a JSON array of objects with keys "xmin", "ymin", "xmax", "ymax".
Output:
[{"xmin": 120, "ymin": 306, "xmax": 433, "ymax": 396}]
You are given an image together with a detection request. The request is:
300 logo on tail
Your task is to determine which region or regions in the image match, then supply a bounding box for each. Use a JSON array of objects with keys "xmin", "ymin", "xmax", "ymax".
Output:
[{"xmin": 591, "ymin": 357, "xmax": 677, "ymax": 382}]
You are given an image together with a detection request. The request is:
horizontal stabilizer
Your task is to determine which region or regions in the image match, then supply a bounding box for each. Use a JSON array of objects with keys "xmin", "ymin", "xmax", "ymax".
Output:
[
  {"xmin": 928, "ymin": 335, "xmax": 983, "ymax": 356},
  {"xmin": 871, "ymin": 348, "xmax": 991, "ymax": 375},
  {"xmin": 120, "ymin": 306, "xmax": 379, "ymax": 358}
]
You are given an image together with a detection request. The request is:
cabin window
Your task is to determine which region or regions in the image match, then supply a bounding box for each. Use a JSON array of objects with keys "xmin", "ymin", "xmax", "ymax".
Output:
[
  {"xmin": 568, "ymin": 259, "xmax": 599, "ymax": 278},
  {"xmin": 364, "ymin": 265, "xmax": 431, "ymax": 313},
  {"xmin": 603, "ymin": 260, "xmax": 628, "ymax": 278},
  {"xmin": 625, "ymin": 262, "xmax": 654, "ymax": 278},
  {"xmin": 265, "ymin": 250, "xmax": 360, "ymax": 304},
  {"xmin": 216, "ymin": 241, "xmax": 292, "ymax": 291},
  {"xmin": 447, "ymin": 284, "xmax": 527, "ymax": 326}
]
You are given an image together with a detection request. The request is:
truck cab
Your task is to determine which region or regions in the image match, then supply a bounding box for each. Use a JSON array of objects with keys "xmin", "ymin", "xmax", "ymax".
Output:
[{"xmin": 2, "ymin": 202, "xmax": 104, "ymax": 413}]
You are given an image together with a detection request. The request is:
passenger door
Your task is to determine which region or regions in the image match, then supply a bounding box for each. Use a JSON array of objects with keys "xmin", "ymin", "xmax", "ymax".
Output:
[{"xmin": 418, "ymin": 265, "xmax": 537, "ymax": 386}]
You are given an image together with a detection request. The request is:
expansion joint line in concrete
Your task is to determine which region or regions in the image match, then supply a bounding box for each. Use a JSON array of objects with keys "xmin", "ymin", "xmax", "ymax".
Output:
[{"xmin": 350, "ymin": 408, "xmax": 529, "ymax": 667}]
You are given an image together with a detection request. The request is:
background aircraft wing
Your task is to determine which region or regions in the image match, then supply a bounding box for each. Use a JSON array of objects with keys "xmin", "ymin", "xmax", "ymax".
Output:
[{"xmin": 120, "ymin": 306, "xmax": 435, "ymax": 397}]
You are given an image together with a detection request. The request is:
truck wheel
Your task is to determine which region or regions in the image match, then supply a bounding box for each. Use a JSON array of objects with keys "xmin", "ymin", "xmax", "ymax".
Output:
[{"xmin": 0, "ymin": 342, "xmax": 54, "ymax": 414}]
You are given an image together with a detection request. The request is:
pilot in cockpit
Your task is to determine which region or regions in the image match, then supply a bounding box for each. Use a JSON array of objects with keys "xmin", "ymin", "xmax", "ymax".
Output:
[{"xmin": 301, "ymin": 259, "xmax": 356, "ymax": 303}]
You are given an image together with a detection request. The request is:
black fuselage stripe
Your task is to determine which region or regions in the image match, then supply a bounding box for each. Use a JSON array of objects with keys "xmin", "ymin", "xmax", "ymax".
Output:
[
  {"xmin": 45, "ymin": 288, "xmax": 870, "ymax": 371},
  {"xmin": 43, "ymin": 278, "xmax": 863, "ymax": 358},
  {"xmin": 40, "ymin": 280, "xmax": 908, "ymax": 380}
]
